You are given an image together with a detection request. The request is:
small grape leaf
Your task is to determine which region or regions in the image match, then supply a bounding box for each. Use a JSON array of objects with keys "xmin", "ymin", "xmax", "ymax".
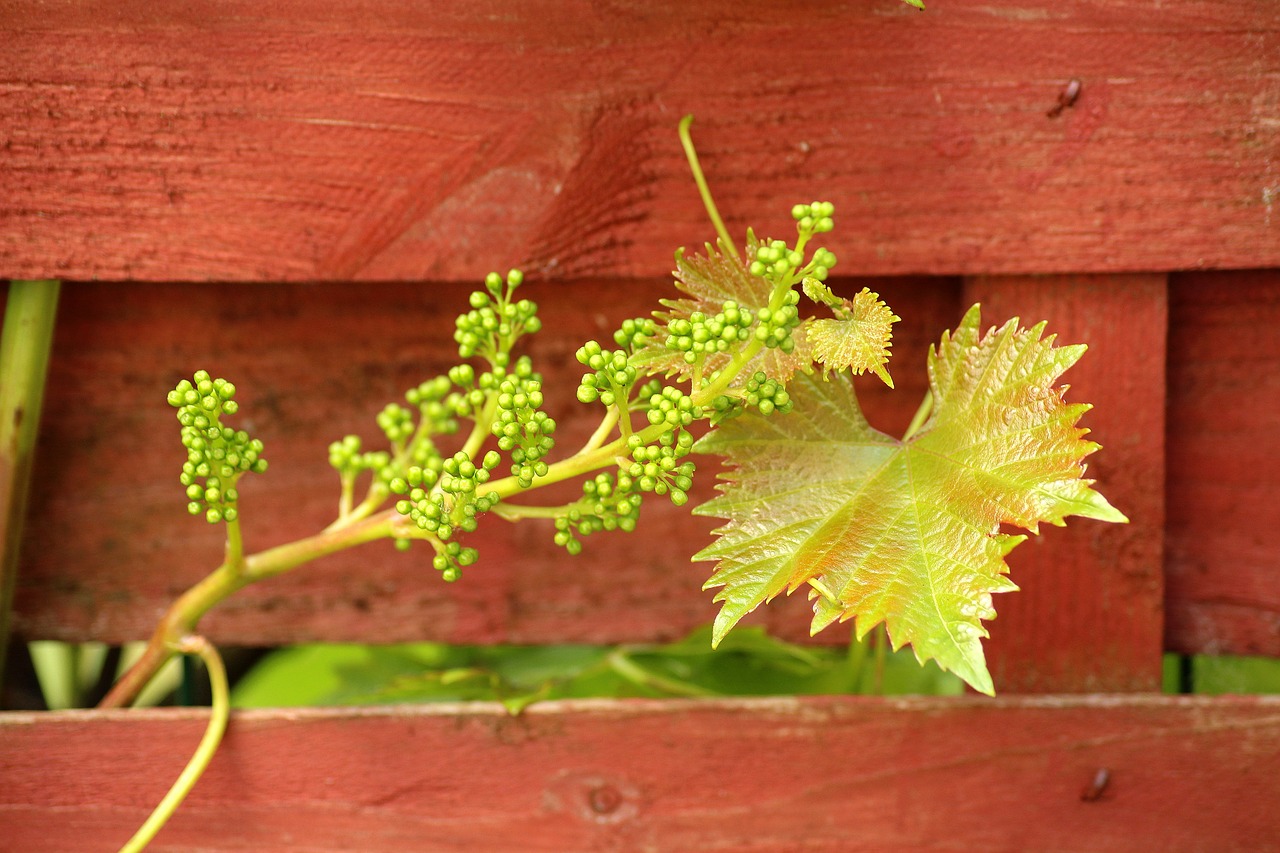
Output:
[
  {"xmin": 633, "ymin": 239, "xmax": 812, "ymax": 384},
  {"xmin": 804, "ymin": 283, "xmax": 899, "ymax": 388},
  {"xmin": 693, "ymin": 304, "xmax": 1127, "ymax": 695}
]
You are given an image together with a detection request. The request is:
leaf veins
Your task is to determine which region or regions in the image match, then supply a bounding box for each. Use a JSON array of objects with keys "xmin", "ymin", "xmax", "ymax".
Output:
[{"xmin": 693, "ymin": 304, "xmax": 1126, "ymax": 695}]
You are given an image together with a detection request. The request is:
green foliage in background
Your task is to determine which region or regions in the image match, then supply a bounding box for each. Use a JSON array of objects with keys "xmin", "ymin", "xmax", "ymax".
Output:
[
  {"xmin": 231, "ymin": 627, "xmax": 963, "ymax": 713},
  {"xmin": 24, "ymin": 640, "xmax": 1280, "ymax": 712}
]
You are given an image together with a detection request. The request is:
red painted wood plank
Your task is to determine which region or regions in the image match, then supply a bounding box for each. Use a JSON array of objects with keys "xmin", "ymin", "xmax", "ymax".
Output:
[
  {"xmin": 3, "ymin": 1, "xmax": 1278, "ymax": 281},
  {"xmin": 10, "ymin": 277, "xmax": 963, "ymax": 650},
  {"xmin": 1165, "ymin": 270, "xmax": 1280, "ymax": 657},
  {"xmin": 961, "ymin": 275, "xmax": 1166, "ymax": 691},
  {"xmin": 2, "ymin": 696, "xmax": 1278, "ymax": 851}
]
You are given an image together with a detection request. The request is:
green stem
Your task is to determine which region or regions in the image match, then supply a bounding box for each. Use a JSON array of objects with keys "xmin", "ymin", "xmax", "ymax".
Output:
[
  {"xmin": 902, "ymin": 390, "xmax": 933, "ymax": 441},
  {"xmin": 329, "ymin": 390, "xmax": 479, "ymax": 534},
  {"xmin": 460, "ymin": 395, "xmax": 499, "ymax": 462},
  {"xmin": 491, "ymin": 501, "xmax": 577, "ymax": 521},
  {"xmin": 486, "ymin": 417, "xmax": 691, "ymax": 505},
  {"xmin": 792, "ymin": 231, "xmax": 811, "ymax": 266},
  {"xmin": 607, "ymin": 649, "xmax": 718, "ymax": 698},
  {"xmin": 224, "ymin": 516, "xmax": 244, "ymax": 568},
  {"xmin": 578, "ymin": 407, "xmax": 619, "ymax": 454},
  {"xmin": 117, "ymin": 636, "xmax": 228, "ymax": 853},
  {"xmin": 337, "ymin": 471, "xmax": 355, "ymax": 519},
  {"xmin": 696, "ymin": 337, "xmax": 764, "ymax": 402},
  {"xmin": 614, "ymin": 401, "xmax": 633, "ymax": 443},
  {"xmin": 328, "ymin": 482, "xmax": 389, "ymax": 532},
  {"xmin": 482, "ymin": 263, "xmax": 795, "ymax": 504},
  {"xmin": 845, "ymin": 629, "xmax": 870, "ymax": 694},
  {"xmin": 678, "ymin": 115, "xmax": 738, "ymax": 261},
  {"xmin": 872, "ymin": 624, "xmax": 887, "ymax": 695},
  {"xmin": 243, "ymin": 511, "xmax": 395, "ymax": 583},
  {"xmin": 100, "ymin": 511, "xmax": 396, "ymax": 709},
  {"xmin": 692, "ymin": 277, "xmax": 795, "ymax": 403},
  {"xmin": 808, "ymin": 578, "xmax": 838, "ymax": 604},
  {"xmin": 0, "ymin": 280, "xmax": 60, "ymax": 687}
]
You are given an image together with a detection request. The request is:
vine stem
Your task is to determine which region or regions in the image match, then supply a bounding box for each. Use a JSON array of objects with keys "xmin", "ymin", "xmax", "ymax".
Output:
[
  {"xmin": 99, "ymin": 510, "xmax": 396, "ymax": 710},
  {"xmin": 117, "ymin": 635, "xmax": 228, "ymax": 853},
  {"xmin": 460, "ymin": 393, "xmax": 499, "ymax": 461},
  {"xmin": 578, "ymin": 406, "xmax": 620, "ymax": 454},
  {"xmin": 872, "ymin": 624, "xmax": 887, "ymax": 694},
  {"xmin": 337, "ymin": 471, "xmax": 355, "ymax": 519},
  {"xmin": 902, "ymin": 390, "xmax": 933, "ymax": 441},
  {"xmin": 491, "ymin": 501, "xmax": 580, "ymax": 521},
  {"xmin": 679, "ymin": 115, "xmax": 738, "ymax": 261},
  {"xmin": 845, "ymin": 628, "xmax": 870, "ymax": 693},
  {"xmin": 224, "ymin": 516, "xmax": 244, "ymax": 566}
]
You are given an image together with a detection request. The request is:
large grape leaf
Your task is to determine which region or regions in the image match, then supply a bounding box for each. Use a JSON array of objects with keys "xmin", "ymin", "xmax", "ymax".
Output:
[
  {"xmin": 693, "ymin": 304, "xmax": 1127, "ymax": 695},
  {"xmin": 632, "ymin": 240, "xmax": 812, "ymax": 384}
]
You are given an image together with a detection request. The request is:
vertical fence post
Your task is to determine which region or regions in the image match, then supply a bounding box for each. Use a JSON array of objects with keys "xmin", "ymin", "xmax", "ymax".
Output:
[{"xmin": 961, "ymin": 274, "xmax": 1167, "ymax": 692}]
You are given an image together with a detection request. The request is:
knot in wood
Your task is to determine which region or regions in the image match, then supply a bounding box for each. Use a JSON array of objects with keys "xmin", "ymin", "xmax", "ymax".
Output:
[{"xmin": 588, "ymin": 783, "xmax": 623, "ymax": 815}]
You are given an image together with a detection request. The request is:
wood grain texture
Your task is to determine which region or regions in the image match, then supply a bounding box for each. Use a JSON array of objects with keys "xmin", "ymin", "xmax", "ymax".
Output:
[
  {"xmin": 9, "ymin": 276, "xmax": 963, "ymax": 649},
  {"xmin": 2, "ymin": 696, "xmax": 1278, "ymax": 852},
  {"xmin": 1165, "ymin": 270, "xmax": 1280, "ymax": 657},
  {"xmin": 3, "ymin": 1, "xmax": 1278, "ymax": 281},
  {"xmin": 961, "ymin": 275, "xmax": 1166, "ymax": 691}
]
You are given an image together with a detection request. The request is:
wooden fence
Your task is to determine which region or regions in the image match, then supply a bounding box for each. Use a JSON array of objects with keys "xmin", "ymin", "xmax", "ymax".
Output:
[{"xmin": 2, "ymin": 2, "xmax": 1278, "ymax": 850}]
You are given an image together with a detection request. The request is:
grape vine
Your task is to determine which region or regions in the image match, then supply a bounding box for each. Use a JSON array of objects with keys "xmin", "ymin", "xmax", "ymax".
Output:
[{"xmin": 101, "ymin": 112, "xmax": 1122, "ymax": 852}]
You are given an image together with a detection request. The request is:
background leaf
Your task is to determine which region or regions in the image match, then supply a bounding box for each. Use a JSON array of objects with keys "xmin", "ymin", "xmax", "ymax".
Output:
[{"xmin": 694, "ymin": 304, "xmax": 1126, "ymax": 694}]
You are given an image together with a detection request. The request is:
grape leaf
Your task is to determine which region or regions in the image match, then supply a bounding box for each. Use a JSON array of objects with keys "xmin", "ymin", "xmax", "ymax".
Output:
[
  {"xmin": 633, "ymin": 239, "xmax": 812, "ymax": 384},
  {"xmin": 803, "ymin": 282, "xmax": 899, "ymax": 388},
  {"xmin": 693, "ymin": 304, "xmax": 1127, "ymax": 695}
]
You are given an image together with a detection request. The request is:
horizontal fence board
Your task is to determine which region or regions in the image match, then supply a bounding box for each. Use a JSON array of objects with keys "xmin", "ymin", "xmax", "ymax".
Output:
[
  {"xmin": 962, "ymin": 275, "xmax": 1166, "ymax": 692},
  {"xmin": 1165, "ymin": 270, "xmax": 1280, "ymax": 657},
  {"xmin": 3, "ymin": 1, "xmax": 1278, "ymax": 281},
  {"xmin": 2, "ymin": 696, "xmax": 1278, "ymax": 852},
  {"xmin": 10, "ymin": 276, "xmax": 964, "ymax": 650}
]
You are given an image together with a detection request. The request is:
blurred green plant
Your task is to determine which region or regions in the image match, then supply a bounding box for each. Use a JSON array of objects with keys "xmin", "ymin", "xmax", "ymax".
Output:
[
  {"xmin": 1161, "ymin": 653, "xmax": 1280, "ymax": 695},
  {"xmin": 231, "ymin": 626, "xmax": 964, "ymax": 714},
  {"xmin": 24, "ymin": 639, "xmax": 1280, "ymax": 715},
  {"xmin": 27, "ymin": 641, "xmax": 183, "ymax": 710}
]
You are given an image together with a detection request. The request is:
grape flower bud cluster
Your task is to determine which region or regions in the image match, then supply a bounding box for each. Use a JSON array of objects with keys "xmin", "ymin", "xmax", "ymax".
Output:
[
  {"xmin": 389, "ymin": 452, "xmax": 498, "ymax": 581},
  {"xmin": 168, "ymin": 371, "xmax": 267, "ymax": 524},
  {"xmin": 553, "ymin": 472, "xmax": 643, "ymax": 555},
  {"xmin": 454, "ymin": 269, "xmax": 540, "ymax": 367},
  {"xmin": 576, "ymin": 341, "xmax": 636, "ymax": 407},
  {"xmin": 491, "ymin": 356, "xmax": 556, "ymax": 488},
  {"xmin": 166, "ymin": 190, "xmax": 848, "ymax": 585},
  {"xmin": 664, "ymin": 300, "xmax": 753, "ymax": 365}
]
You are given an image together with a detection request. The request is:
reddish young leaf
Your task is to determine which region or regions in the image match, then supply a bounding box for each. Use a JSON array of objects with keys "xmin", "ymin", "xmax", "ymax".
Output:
[
  {"xmin": 633, "ymin": 240, "xmax": 812, "ymax": 384},
  {"xmin": 803, "ymin": 282, "xmax": 899, "ymax": 387}
]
